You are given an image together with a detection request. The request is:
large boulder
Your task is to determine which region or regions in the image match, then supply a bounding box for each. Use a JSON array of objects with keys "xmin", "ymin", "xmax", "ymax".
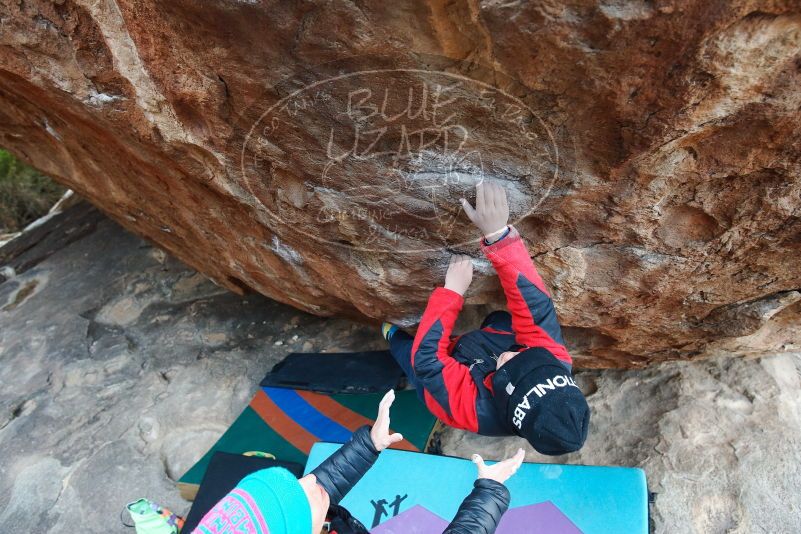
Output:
[{"xmin": 1, "ymin": 1, "xmax": 799, "ymax": 367}]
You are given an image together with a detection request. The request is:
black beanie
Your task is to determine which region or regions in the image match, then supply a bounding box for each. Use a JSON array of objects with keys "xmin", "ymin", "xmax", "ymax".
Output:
[{"xmin": 492, "ymin": 347, "xmax": 590, "ymax": 455}]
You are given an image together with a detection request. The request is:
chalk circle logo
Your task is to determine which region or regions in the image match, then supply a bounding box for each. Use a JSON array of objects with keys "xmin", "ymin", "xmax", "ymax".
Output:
[{"xmin": 241, "ymin": 58, "xmax": 559, "ymax": 254}]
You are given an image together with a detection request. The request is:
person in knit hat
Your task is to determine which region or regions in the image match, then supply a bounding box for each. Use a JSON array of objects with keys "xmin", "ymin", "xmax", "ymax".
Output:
[
  {"xmin": 193, "ymin": 390, "xmax": 525, "ymax": 534},
  {"xmin": 382, "ymin": 182, "xmax": 590, "ymax": 455}
]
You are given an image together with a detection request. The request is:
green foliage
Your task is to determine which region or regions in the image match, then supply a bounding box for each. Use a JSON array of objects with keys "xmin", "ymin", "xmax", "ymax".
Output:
[{"xmin": 0, "ymin": 149, "xmax": 66, "ymax": 233}]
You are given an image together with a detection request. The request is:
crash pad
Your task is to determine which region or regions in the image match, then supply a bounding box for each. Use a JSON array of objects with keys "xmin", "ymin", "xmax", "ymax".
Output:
[
  {"xmin": 177, "ymin": 388, "xmax": 437, "ymax": 500},
  {"xmin": 181, "ymin": 452, "xmax": 304, "ymax": 533},
  {"xmin": 305, "ymin": 445, "xmax": 648, "ymax": 534},
  {"xmin": 260, "ymin": 351, "xmax": 405, "ymax": 394}
]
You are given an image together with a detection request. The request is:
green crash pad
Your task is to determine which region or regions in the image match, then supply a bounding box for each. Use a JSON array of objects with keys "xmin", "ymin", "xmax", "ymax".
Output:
[{"xmin": 178, "ymin": 387, "xmax": 437, "ymax": 500}]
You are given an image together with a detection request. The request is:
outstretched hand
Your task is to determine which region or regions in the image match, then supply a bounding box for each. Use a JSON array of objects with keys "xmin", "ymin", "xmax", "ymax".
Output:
[
  {"xmin": 472, "ymin": 448, "xmax": 525, "ymax": 485},
  {"xmin": 370, "ymin": 390, "xmax": 405, "ymax": 452},
  {"xmin": 444, "ymin": 254, "xmax": 473, "ymax": 296},
  {"xmin": 460, "ymin": 181, "xmax": 510, "ymax": 240}
]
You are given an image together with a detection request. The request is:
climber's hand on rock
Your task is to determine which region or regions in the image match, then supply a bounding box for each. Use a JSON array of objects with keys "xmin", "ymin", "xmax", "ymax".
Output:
[
  {"xmin": 444, "ymin": 254, "xmax": 473, "ymax": 296},
  {"xmin": 473, "ymin": 448, "xmax": 525, "ymax": 485},
  {"xmin": 370, "ymin": 390, "xmax": 404, "ymax": 452},
  {"xmin": 460, "ymin": 181, "xmax": 510, "ymax": 240}
]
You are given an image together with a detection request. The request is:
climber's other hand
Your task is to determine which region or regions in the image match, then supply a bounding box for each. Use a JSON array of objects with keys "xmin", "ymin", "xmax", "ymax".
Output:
[
  {"xmin": 460, "ymin": 181, "xmax": 509, "ymax": 239},
  {"xmin": 444, "ymin": 254, "xmax": 473, "ymax": 296}
]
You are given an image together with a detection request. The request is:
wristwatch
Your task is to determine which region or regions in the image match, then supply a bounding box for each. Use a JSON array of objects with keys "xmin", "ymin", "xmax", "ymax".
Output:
[{"xmin": 483, "ymin": 226, "xmax": 510, "ymax": 245}]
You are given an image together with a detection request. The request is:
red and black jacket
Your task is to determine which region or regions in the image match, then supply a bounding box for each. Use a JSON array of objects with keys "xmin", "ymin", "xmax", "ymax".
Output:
[{"xmin": 411, "ymin": 226, "xmax": 572, "ymax": 436}]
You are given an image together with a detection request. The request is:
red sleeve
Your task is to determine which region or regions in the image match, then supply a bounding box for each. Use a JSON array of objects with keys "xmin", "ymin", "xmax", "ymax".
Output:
[
  {"xmin": 481, "ymin": 226, "xmax": 572, "ymax": 365},
  {"xmin": 411, "ymin": 287, "xmax": 479, "ymax": 432}
]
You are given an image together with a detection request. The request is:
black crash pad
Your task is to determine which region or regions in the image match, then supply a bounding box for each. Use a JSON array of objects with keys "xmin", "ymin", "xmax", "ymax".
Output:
[
  {"xmin": 182, "ymin": 452, "xmax": 304, "ymax": 532},
  {"xmin": 259, "ymin": 351, "xmax": 405, "ymax": 394}
]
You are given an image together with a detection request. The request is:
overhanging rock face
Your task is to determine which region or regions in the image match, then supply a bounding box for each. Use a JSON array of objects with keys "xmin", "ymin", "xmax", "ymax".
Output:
[{"xmin": 1, "ymin": 1, "xmax": 799, "ymax": 367}]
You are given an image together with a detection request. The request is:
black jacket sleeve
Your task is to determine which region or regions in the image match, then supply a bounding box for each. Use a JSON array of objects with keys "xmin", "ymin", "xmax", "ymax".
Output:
[
  {"xmin": 310, "ymin": 425, "xmax": 379, "ymax": 505},
  {"xmin": 443, "ymin": 479, "xmax": 510, "ymax": 534}
]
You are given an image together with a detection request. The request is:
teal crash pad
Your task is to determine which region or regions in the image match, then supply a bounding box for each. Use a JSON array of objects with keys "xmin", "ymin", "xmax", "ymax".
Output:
[{"xmin": 305, "ymin": 444, "xmax": 648, "ymax": 533}]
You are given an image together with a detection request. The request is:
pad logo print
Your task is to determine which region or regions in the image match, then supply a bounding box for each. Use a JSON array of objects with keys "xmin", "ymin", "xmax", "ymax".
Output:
[{"xmin": 370, "ymin": 493, "xmax": 408, "ymax": 527}]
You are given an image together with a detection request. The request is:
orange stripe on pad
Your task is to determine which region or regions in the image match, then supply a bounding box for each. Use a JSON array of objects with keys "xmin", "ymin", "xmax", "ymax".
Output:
[
  {"xmin": 250, "ymin": 389, "xmax": 317, "ymax": 454},
  {"xmin": 296, "ymin": 390, "xmax": 420, "ymax": 452}
]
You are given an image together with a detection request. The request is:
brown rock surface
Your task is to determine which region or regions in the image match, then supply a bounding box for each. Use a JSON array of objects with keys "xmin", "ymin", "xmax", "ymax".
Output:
[{"xmin": 1, "ymin": 1, "xmax": 799, "ymax": 367}]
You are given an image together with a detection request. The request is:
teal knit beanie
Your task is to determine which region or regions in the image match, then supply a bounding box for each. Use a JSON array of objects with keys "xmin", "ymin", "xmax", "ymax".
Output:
[{"xmin": 194, "ymin": 467, "xmax": 312, "ymax": 534}]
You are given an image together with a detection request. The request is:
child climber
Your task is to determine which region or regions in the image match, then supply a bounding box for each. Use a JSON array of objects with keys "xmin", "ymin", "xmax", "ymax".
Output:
[{"xmin": 383, "ymin": 181, "xmax": 590, "ymax": 455}]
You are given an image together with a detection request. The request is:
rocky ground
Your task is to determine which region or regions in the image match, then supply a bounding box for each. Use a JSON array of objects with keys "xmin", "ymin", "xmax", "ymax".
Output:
[{"xmin": 1, "ymin": 204, "xmax": 800, "ymax": 533}]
